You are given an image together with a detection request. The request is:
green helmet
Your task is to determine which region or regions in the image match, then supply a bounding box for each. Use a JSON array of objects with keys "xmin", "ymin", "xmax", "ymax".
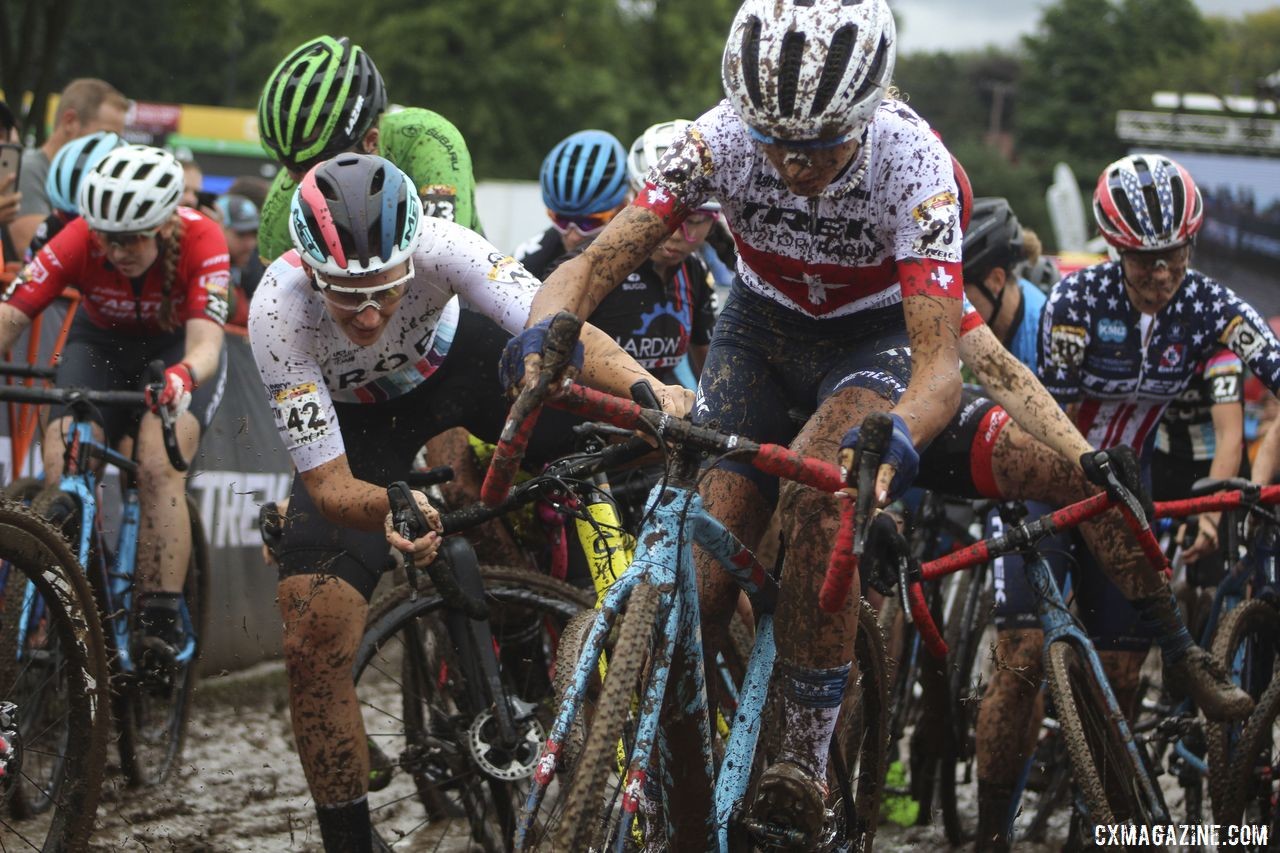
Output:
[{"xmin": 258, "ymin": 35, "xmax": 387, "ymax": 172}]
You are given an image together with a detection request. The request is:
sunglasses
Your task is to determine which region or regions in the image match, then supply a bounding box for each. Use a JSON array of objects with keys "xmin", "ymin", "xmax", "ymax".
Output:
[
  {"xmin": 94, "ymin": 228, "xmax": 159, "ymax": 249},
  {"xmin": 1121, "ymin": 244, "xmax": 1190, "ymax": 274},
  {"xmin": 315, "ymin": 259, "xmax": 415, "ymax": 313},
  {"xmin": 548, "ymin": 207, "xmax": 620, "ymax": 236}
]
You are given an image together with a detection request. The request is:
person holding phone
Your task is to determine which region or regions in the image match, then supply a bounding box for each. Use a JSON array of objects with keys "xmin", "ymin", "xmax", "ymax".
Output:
[{"xmin": 0, "ymin": 100, "xmax": 23, "ymax": 286}]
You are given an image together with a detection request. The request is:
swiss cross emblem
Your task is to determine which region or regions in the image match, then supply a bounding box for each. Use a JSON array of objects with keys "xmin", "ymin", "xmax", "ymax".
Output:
[
  {"xmin": 930, "ymin": 268, "xmax": 954, "ymax": 292},
  {"xmin": 646, "ymin": 187, "xmax": 670, "ymax": 205}
]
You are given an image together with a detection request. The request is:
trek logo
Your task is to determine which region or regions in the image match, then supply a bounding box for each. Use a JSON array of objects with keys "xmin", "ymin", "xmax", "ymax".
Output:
[
  {"xmin": 188, "ymin": 471, "xmax": 293, "ymax": 550},
  {"xmin": 739, "ymin": 202, "xmax": 868, "ymax": 240},
  {"xmin": 1096, "ymin": 317, "xmax": 1126, "ymax": 344}
]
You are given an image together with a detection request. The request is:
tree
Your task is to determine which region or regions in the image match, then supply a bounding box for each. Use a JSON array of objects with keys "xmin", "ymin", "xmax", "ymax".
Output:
[{"xmin": 0, "ymin": 0, "xmax": 75, "ymax": 142}]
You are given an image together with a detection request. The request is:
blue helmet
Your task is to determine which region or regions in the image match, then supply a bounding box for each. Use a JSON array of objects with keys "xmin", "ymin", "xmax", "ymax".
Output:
[
  {"xmin": 539, "ymin": 130, "xmax": 629, "ymax": 216},
  {"xmin": 47, "ymin": 131, "xmax": 126, "ymax": 214}
]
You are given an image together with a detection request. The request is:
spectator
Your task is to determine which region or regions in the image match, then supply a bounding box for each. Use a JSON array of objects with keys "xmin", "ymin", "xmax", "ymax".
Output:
[
  {"xmin": 226, "ymin": 175, "xmax": 271, "ymax": 212},
  {"xmin": 1, "ymin": 100, "xmax": 21, "ymax": 283},
  {"xmin": 215, "ymin": 193, "xmax": 265, "ymax": 305},
  {"xmin": 174, "ymin": 151, "xmax": 220, "ymax": 222},
  {"xmin": 11, "ymin": 78, "xmax": 128, "ymax": 254}
]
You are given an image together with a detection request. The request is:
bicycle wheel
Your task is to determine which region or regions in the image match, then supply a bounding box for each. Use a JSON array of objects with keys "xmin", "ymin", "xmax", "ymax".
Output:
[
  {"xmin": 0, "ymin": 499, "xmax": 109, "ymax": 852},
  {"xmin": 117, "ymin": 494, "xmax": 209, "ymax": 786},
  {"xmin": 1046, "ymin": 639, "xmax": 1163, "ymax": 830},
  {"xmin": 550, "ymin": 582, "xmax": 660, "ymax": 852},
  {"xmin": 1207, "ymin": 597, "xmax": 1280, "ymax": 822},
  {"xmin": 355, "ymin": 565, "xmax": 592, "ymax": 851},
  {"xmin": 1222, "ymin": 674, "xmax": 1280, "ymax": 844},
  {"xmin": 939, "ymin": 565, "xmax": 995, "ymax": 844},
  {"xmin": 831, "ymin": 599, "xmax": 890, "ymax": 853}
]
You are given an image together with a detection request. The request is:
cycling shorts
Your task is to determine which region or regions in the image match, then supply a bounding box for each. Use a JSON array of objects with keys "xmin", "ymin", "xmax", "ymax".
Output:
[
  {"xmin": 693, "ymin": 279, "xmax": 911, "ymax": 504},
  {"xmin": 915, "ymin": 387, "xmax": 1008, "ymax": 499},
  {"xmin": 275, "ymin": 309, "xmax": 581, "ymax": 601},
  {"xmin": 990, "ymin": 505, "xmax": 1151, "ymax": 652},
  {"xmin": 52, "ymin": 313, "xmax": 227, "ymax": 446}
]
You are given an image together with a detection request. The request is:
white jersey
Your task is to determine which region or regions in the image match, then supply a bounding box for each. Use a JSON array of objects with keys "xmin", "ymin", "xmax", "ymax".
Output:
[
  {"xmin": 635, "ymin": 99, "xmax": 963, "ymax": 319},
  {"xmin": 249, "ymin": 218, "xmax": 540, "ymax": 471}
]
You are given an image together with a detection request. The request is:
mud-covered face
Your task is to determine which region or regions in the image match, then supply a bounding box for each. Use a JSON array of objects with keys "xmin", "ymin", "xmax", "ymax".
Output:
[
  {"xmin": 1120, "ymin": 244, "xmax": 1191, "ymax": 314},
  {"xmin": 760, "ymin": 139, "xmax": 860, "ymax": 197}
]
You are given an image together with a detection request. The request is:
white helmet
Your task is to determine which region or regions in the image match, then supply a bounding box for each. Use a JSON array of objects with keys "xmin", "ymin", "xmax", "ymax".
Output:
[
  {"xmin": 78, "ymin": 145, "xmax": 184, "ymax": 233},
  {"xmin": 722, "ymin": 0, "xmax": 896, "ymax": 146}
]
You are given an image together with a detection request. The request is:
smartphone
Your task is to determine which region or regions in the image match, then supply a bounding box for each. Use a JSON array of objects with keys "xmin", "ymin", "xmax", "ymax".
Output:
[
  {"xmin": 0, "ymin": 143, "xmax": 21, "ymax": 191},
  {"xmin": 194, "ymin": 189, "xmax": 218, "ymax": 210}
]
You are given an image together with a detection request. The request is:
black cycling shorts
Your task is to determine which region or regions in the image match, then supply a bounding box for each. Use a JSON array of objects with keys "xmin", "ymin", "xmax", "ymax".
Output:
[
  {"xmin": 52, "ymin": 313, "xmax": 227, "ymax": 446},
  {"xmin": 693, "ymin": 280, "xmax": 912, "ymax": 504},
  {"xmin": 915, "ymin": 386, "xmax": 1008, "ymax": 499},
  {"xmin": 276, "ymin": 309, "xmax": 581, "ymax": 601}
]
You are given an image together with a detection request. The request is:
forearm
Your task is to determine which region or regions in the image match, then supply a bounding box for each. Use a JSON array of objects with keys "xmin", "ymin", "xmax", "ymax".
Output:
[
  {"xmin": 181, "ymin": 319, "xmax": 225, "ymax": 385},
  {"xmin": 577, "ymin": 323, "xmax": 665, "ymax": 397},
  {"xmin": 1209, "ymin": 434, "xmax": 1242, "ymax": 483},
  {"xmin": 300, "ymin": 458, "xmax": 389, "ymax": 532},
  {"xmin": 982, "ymin": 365, "xmax": 1092, "ymax": 462},
  {"xmin": 1252, "ymin": 411, "xmax": 1280, "ymax": 485},
  {"xmin": 0, "ymin": 303, "xmax": 33, "ymax": 354},
  {"xmin": 893, "ymin": 295, "xmax": 963, "ymax": 446},
  {"xmin": 528, "ymin": 256, "xmax": 595, "ymax": 327}
]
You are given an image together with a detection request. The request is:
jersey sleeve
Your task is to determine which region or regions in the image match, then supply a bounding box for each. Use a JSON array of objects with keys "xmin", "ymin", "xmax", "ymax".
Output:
[
  {"xmin": 632, "ymin": 105, "xmax": 726, "ymax": 229},
  {"xmin": 1203, "ymin": 350, "xmax": 1244, "ymax": 406},
  {"xmin": 1037, "ymin": 275, "xmax": 1090, "ymax": 402},
  {"xmin": 256, "ymin": 169, "xmax": 298, "ymax": 264},
  {"xmin": 421, "ymin": 220, "xmax": 538, "ymax": 335},
  {"xmin": 884, "ymin": 116, "xmax": 963, "ymax": 299},
  {"xmin": 959, "ymin": 294, "xmax": 985, "ymax": 337},
  {"xmin": 1212, "ymin": 282, "xmax": 1280, "ymax": 398},
  {"xmin": 177, "ymin": 211, "xmax": 232, "ymax": 326},
  {"xmin": 1, "ymin": 218, "xmax": 86, "ymax": 317},
  {"xmin": 379, "ymin": 109, "xmax": 483, "ymax": 234},
  {"xmin": 248, "ymin": 255, "xmax": 344, "ymax": 472}
]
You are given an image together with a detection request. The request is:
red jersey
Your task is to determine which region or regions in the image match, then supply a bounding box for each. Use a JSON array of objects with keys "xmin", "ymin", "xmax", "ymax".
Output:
[{"xmin": 5, "ymin": 207, "xmax": 230, "ymax": 334}]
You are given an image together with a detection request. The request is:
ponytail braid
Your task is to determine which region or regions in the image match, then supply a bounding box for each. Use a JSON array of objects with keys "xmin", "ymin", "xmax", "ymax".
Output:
[{"xmin": 156, "ymin": 213, "xmax": 185, "ymax": 332}]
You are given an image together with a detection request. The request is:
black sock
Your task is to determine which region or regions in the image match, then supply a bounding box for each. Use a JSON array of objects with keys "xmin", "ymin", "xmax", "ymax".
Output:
[{"xmin": 315, "ymin": 797, "xmax": 373, "ymax": 853}]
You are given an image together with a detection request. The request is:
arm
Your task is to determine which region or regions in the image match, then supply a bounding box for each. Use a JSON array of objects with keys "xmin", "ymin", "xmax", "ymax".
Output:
[
  {"xmin": 961, "ymin": 321, "xmax": 1093, "ymax": 462},
  {"xmin": 528, "ymin": 205, "xmax": 671, "ymax": 326},
  {"xmin": 892, "ymin": 293, "xmax": 963, "ymax": 449},
  {"xmin": 0, "ymin": 303, "xmax": 32, "ymax": 354},
  {"xmin": 576, "ymin": 322, "xmax": 692, "ymax": 415},
  {"xmin": 180, "ymin": 317, "xmax": 224, "ymax": 387},
  {"xmin": 298, "ymin": 454, "xmax": 395, "ymax": 532},
  {"xmin": 1252, "ymin": 407, "xmax": 1280, "ymax": 486},
  {"xmin": 1182, "ymin": 400, "xmax": 1246, "ymax": 562}
]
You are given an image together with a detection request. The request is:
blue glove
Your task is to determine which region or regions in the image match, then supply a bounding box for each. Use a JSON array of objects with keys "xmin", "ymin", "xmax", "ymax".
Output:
[
  {"xmin": 498, "ymin": 317, "xmax": 586, "ymax": 393},
  {"xmin": 839, "ymin": 413, "xmax": 919, "ymax": 502}
]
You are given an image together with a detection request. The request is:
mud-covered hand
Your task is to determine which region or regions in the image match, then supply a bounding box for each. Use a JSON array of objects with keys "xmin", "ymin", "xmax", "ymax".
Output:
[
  {"xmin": 838, "ymin": 413, "xmax": 919, "ymax": 504},
  {"xmin": 146, "ymin": 362, "xmax": 196, "ymax": 420},
  {"xmin": 498, "ymin": 317, "xmax": 585, "ymax": 395},
  {"xmin": 385, "ymin": 489, "xmax": 444, "ymax": 568},
  {"xmin": 657, "ymin": 384, "xmax": 695, "ymax": 418}
]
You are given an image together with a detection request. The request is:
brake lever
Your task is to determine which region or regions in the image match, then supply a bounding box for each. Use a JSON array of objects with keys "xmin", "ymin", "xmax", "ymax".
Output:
[{"xmin": 388, "ymin": 481, "xmax": 429, "ymax": 600}]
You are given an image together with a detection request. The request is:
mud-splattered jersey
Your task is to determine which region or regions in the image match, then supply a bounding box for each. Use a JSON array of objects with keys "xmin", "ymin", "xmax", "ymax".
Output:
[
  {"xmin": 4, "ymin": 208, "xmax": 230, "ymax": 333},
  {"xmin": 248, "ymin": 218, "xmax": 538, "ymax": 471},
  {"xmin": 1038, "ymin": 261, "xmax": 1280, "ymax": 455},
  {"xmin": 258, "ymin": 108, "xmax": 482, "ymax": 262},
  {"xmin": 1153, "ymin": 349, "xmax": 1243, "ymax": 462},
  {"xmin": 632, "ymin": 99, "xmax": 962, "ymax": 320}
]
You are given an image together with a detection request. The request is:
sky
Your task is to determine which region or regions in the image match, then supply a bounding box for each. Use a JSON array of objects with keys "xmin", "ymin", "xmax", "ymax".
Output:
[{"xmin": 891, "ymin": 0, "xmax": 1280, "ymax": 54}]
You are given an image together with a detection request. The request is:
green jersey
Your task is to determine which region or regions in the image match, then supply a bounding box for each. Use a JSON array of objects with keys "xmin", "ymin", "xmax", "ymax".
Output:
[{"xmin": 258, "ymin": 107, "xmax": 482, "ymax": 262}]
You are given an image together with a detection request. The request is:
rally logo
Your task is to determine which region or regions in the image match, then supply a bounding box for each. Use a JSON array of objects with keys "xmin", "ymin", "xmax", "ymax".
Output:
[{"xmin": 274, "ymin": 381, "xmax": 318, "ymax": 403}]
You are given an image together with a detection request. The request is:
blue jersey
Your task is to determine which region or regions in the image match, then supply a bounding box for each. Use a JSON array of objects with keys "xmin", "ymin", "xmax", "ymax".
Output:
[
  {"xmin": 1008, "ymin": 277, "xmax": 1046, "ymax": 371},
  {"xmin": 1038, "ymin": 261, "xmax": 1280, "ymax": 455}
]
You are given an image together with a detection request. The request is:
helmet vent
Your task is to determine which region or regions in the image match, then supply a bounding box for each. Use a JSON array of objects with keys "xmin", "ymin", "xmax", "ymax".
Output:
[
  {"xmin": 1110, "ymin": 186, "xmax": 1144, "ymax": 238},
  {"xmin": 777, "ymin": 30, "xmax": 806, "ymax": 119},
  {"xmin": 851, "ymin": 34, "xmax": 889, "ymax": 105},
  {"xmin": 1169, "ymin": 174, "xmax": 1186, "ymax": 228},
  {"xmin": 811, "ymin": 24, "xmax": 857, "ymax": 118},
  {"xmin": 741, "ymin": 18, "xmax": 765, "ymax": 111}
]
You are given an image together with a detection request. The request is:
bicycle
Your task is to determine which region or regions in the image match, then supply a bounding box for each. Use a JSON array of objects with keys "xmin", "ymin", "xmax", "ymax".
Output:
[
  {"xmin": 346, "ymin": 430, "xmax": 661, "ymax": 849},
  {"xmin": 482, "ymin": 311, "xmax": 895, "ymax": 852},
  {"xmin": 0, "ymin": 362, "xmax": 209, "ymax": 789},
  {"xmin": 880, "ymin": 451, "xmax": 1178, "ymax": 835},
  {"xmin": 0, "ymin": 495, "xmax": 110, "ymax": 852}
]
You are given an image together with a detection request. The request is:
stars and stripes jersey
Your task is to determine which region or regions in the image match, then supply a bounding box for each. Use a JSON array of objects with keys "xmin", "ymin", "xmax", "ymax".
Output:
[
  {"xmin": 1037, "ymin": 261, "xmax": 1280, "ymax": 456},
  {"xmin": 1153, "ymin": 349, "xmax": 1243, "ymax": 462},
  {"xmin": 631, "ymin": 99, "xmax": 963, "ymax": 320},
  {"xmin": 248, "ymin": 218, "xmax": 539, "ymax": 472}
]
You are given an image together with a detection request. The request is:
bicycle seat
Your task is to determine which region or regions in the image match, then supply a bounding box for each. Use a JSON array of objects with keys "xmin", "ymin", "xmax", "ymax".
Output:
[{"xmin": 1189, "ymin": 476, "xmax": 1254, "ymax": 498}]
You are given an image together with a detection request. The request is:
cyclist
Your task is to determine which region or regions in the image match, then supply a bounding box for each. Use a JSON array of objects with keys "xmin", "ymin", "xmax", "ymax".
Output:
[
  {"xmin": 514, "ymin": 129, "xmax": 631, "ymax": 280},
  {"xmin": 0, "ymin": 144, "xmax": 229, "ymax": 671},
  {"xmin": 247, "ymin": 153, "xmax": 688, "ymax": 853},
  {"xmin": 256, "ymin": 34, "xmax": 482, "ymax": 263},
  {"xmin": 510, "ymin": 1, "xmax": 966, "ymax": 842},
  {"xmin": 26, "ymin": 129, "xmax": 125, "ymax": 258}
]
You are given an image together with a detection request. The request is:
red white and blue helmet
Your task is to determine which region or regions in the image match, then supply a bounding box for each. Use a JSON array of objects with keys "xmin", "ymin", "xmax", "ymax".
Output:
[
  {"xmin": 1093, "ymin": 154, "xmax": 1204, "ymax": 252},
  {"xmin": 288, "ymin": 152, "xmax": 421, "ymax": 277}
]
